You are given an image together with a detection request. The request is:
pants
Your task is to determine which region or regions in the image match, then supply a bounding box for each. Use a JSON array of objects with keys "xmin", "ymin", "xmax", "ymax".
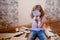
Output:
[{"xmin": 27, "ymin": 30, "xmax": 47, "ymax": 40}]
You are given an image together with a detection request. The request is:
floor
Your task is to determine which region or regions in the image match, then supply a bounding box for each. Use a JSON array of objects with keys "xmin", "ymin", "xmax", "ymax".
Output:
[
  {"xmin": 0, "ymin": 26, "xmax": 60, "ymax": 40},
  {"xmin": 10, "ymin": 33, "xmax": 27, "ymax": 40}
]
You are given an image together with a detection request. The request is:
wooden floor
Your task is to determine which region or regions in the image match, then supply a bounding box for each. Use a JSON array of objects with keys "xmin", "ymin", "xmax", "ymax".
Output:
[
  {"xmin": 0, "ymin": 33, "xmax": 60, "ymax": 40},
  {"xmin": 0, "ymin": 33, "xmax": 27, "ymax": 40},
  {"xmin": 7, "ymin": 33, "xmax": 50, "ymax": 40},
  {"xmin": 10, "ymin": 33, "xmax": 27, "ymax": 40}
]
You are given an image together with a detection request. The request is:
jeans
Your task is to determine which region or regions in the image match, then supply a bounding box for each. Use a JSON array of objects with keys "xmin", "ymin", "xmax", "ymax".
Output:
[{"xmin": 27, "ymin": 30, "xmax": 47, "ymax": 40}]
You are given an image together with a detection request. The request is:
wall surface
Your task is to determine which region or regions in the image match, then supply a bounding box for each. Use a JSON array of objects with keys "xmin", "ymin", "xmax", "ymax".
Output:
[
  {"xmin": 0, "ymin": 0, "xmax": 18, "ymax": 27},
  {"xmin": 45, "ymin": 0, "xmax": 60, "ymax": 20},
  {"xmin": 0, "ymin": 0, "xmax": 60, "ymax": 27}
]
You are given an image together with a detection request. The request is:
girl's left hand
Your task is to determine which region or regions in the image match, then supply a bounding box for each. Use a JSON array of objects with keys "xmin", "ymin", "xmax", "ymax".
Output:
[{"xmin": 37, "ymin": 16, "xmax": 41, "ymax": 21}]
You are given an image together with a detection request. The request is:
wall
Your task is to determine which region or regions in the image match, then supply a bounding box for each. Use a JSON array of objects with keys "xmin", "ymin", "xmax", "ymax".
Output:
[
  {"xmin": 45, "ymin": 0, "xmax": 60, "ymax": 20},
  {"xmin": 0, "ymin": 0, "xmax": 60, "ymax": 27},
  {"xmin": 0, "ymin": 0, "xmax": 18, "ymax": 27},
  {"xmin": 0, "ymin": 0, "xmax": 46, "ymax": 27}
]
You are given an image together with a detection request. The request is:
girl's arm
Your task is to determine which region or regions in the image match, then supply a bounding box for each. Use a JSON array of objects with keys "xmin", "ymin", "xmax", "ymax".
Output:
[
  {"xmin": 38, "ymin": 16, "xmax": 46, "ymax": 28},
  {"xmin": 37, "ymin": 17, "xmax": 42, "ymax": 27},
  {"xmin": 38, "ymin": 20, "xmax": 43, "ymax": 28}
]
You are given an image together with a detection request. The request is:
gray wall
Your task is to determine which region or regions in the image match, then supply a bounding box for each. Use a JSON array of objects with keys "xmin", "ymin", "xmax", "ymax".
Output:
[
  {"xmin": 45, "ymin": 0, "xmax": 60, "ymax": 20},
  {"xmin": 0, "ymin": 0, "xmax": 18, "ymax": 27},
  {"xmin": 0, "ymin": 0, "xmax": 60, "ymax": 27}
]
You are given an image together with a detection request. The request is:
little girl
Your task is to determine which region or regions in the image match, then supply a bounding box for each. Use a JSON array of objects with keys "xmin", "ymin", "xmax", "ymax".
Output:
[{"xmin": 27, "ymin": 5, "xmax": 47, "ymax": 40}]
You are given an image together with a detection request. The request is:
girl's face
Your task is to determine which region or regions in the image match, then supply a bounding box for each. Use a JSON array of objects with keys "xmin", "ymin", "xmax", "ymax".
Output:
[{"xmin": 33, "ymin": 10, "xmax": 41, "ymax": 17}]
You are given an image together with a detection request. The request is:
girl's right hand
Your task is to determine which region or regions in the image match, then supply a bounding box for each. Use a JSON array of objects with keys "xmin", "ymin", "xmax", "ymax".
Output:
[
  {"xmin": 32, "ymin": 20, "xmax": 38, "ymax": 27},
  {"xmin": 32, "ymin": 17, "xmax": 38, "ymax": 27},
  {"xmin": 33, "ymin": 16, "xmax": 36, "ymax": 20}
]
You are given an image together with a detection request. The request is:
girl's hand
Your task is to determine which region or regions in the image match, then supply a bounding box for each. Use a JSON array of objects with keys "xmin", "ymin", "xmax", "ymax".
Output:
[
  {"xmin": 33, "ymin": 16, "xmax": 36, "ymax": 20},
  {"xmin": 37, "ymin": 16, "xmax": 43, "ymax": 27},
  {"xmin": 37, "ymin": 16, "xmax": 41, "ymax": 21},
  {"xmin": 32, "ymin": 20, "xmax": 38, "ymax": 27},
  {"xmin": 33, "ymin": 17, "xmax": 38, "ymax": 22},
  {"xmin": 38, "ymin": 21, "xmax": 43, "ymax": 28}
]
